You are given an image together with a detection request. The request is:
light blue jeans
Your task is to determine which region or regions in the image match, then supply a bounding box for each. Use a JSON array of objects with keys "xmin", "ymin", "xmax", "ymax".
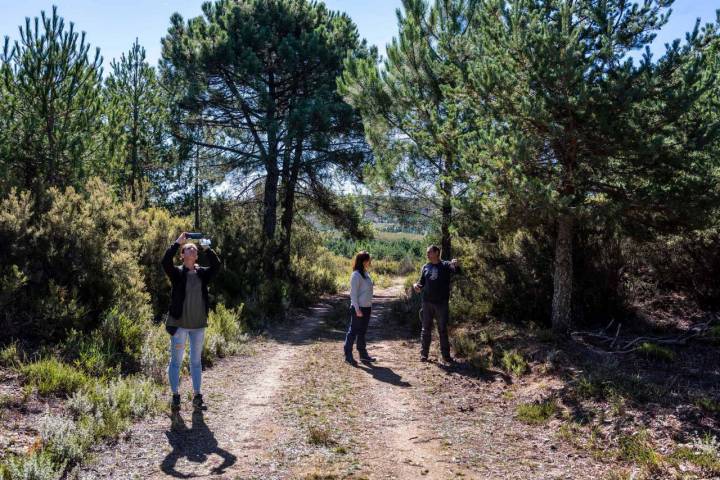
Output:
[{"xmin": 168, "ymin": 327, "xmax": 205, "ymax": 394}]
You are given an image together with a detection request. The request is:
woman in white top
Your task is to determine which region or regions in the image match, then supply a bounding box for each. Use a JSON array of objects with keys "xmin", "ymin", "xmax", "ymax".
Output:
[{"xmin": 344, "ymin": 251, "xmax": 375, "ymax": 365}]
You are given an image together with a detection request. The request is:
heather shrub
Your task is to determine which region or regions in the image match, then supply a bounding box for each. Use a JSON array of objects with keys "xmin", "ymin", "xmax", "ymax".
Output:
[
  {"xmin": 0, "ymin": 180, "xmax": 163, "ymax": 341},
  {"xmin": 20, "ymin": 359, "xmax": 91, "ymax": 397},
  {"xmin": 203, "ymin": 304, "xmax": 247, "ymax": 362},
  {"xmin": 0, "ymin": 451, "xmax": 63, "ymax": 480}
]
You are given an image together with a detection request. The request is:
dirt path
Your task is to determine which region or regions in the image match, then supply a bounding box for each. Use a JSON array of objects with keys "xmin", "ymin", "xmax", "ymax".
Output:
[
  {"xmin": 80, "ymin": 299, "xmax": 338, "ymax": 480},
  {"xmin": 80, "ymin": 281, "xmax": 611, "ymax": 479},
  {"xmin": 340, "ymin": 285, "xmax": 471, "ymax": 479}
]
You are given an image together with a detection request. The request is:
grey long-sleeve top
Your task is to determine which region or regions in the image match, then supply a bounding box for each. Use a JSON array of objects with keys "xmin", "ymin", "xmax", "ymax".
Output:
[{"xmin": 349, "ymin": 270, "xmax": 373, "ymax": 308}]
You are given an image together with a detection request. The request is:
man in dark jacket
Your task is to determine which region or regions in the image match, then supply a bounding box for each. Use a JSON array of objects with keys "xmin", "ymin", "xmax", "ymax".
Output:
[
  {"xmin": 161, "ymin": 232, "xmax": 221, "ymax": 412},
  {"xmin": 413, "ymin": 245, "xmax": 459, "ymax": 363}
]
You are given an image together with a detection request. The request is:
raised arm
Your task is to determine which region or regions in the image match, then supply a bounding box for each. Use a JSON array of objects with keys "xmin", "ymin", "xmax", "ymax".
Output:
[
  {"xmin": 448, "ymin": 259, "xmax": 461, "ymax": 275},
  {"xmin": 161, "ymin": 232, "xmax": 187, "ymax": 278},
  {"xmin": 161, "ymin": 242, "xmax": 180, "ymax": 278}
]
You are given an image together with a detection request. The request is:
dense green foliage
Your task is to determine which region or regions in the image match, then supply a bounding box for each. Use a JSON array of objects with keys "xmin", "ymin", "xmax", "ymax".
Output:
[
  {"xmin": 0, "ymin": 180, "xmax": 187, "ymax": 341},
  {"xmin": 339, "ymin": 0, "xmax": 470, "ymax": 259},
  {"xmin": 102, "ymin": 39, "xmax": 173, "ymax": 202},
  {"xmin": 0, "ymin": 7, "xmax": 103, "ymax": 201},
  {"xmin": 323, "ymin": 236, "xmax": 425, "ymax": 262},
  {"xmin": 161, "ymin": 0, "xmax": 373, "ymax": 277},
  {"xmin": 457, "ymin": 0, "xmax": 720, "ymax": 330},
  {"xmin": 348, "ymin": 0, "xmax": 720, "ymax": 331}
]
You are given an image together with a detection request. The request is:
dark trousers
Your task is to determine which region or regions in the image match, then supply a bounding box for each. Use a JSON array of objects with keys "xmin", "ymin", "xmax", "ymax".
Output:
[
  {"xmin": 344, "ymin": 306, "xmax": 371, "ymax": 357},
  {"xmin": 421, "ymin": 301, "xmax": 450, "ymax": 359}
]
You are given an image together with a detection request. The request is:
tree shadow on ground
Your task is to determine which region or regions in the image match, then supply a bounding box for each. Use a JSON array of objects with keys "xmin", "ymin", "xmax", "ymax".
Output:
[
  {"xmin": 546, "ymin": 337, "xmax": 720, "ymax": 442},
  {"xmin": 161, "ymin": 410, "xmax": 236, "ymax": 478},
  {"xmin": 434, "ymin": 360, "xmax": 513, "ymax": 385}
]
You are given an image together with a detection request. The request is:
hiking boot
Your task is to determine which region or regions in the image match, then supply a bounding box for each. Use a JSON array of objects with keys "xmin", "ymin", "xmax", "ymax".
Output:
[
  {"xmin": 171, "ymin": 393, "xmax": 181, "ymax": 412},
  {"xmin": 420, "ymin": 355, "xmax": 429, "ymax": 363},
  {"xmin": 359, "ymin": 352, "xmax": 376, "ymax": 362},
  {"xmin": 344, "ymin": 355, "xmax": 358, "ymax": 366},
  {"xmin": 192, "ymin": 393, "xmax": 205, "ymax": 411},
  {"xmin": 442, "ymin": 356, "xmax": 456, "ymax": 365}
]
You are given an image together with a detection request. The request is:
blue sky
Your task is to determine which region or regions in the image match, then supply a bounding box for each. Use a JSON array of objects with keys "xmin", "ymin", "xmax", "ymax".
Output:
[{"xmin": 0, "ymin": 1, "xmax": 718, "ymax": 71}]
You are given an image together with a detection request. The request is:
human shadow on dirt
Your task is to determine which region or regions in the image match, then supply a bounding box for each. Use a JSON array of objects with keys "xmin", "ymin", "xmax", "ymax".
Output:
[
  {"xmin": 356, "ymin": 362, "xmax": 412, "ymax": 387},
  {"xmin": 161, "ymin": 410, "xmax": 237, "ymax": 478}
]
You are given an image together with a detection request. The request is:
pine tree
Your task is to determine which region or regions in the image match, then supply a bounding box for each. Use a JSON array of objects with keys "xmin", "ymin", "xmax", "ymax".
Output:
[
  {"xmin": 339, "ymin": 0, "xmax": 476, "ymax": 259},
  {"xmin": 160, "ymin": 0, "xmax": 370, "ymax": 276},
  {"xmin": 0, "ymin": 7, "xmax": 103, "ymax": 201},
  {"xmin": 103, "ymin": 39, "xmax": 171, "ymax": 202},
  {"xmin": 458, "ymin": 0, "xmax": 720, "ymax": 331}
]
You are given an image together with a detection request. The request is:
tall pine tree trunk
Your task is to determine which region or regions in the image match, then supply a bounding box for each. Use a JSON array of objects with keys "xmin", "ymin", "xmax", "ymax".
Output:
[
  {"xmin": 262, "ymin": 83, "xmax": 280, "ymax": 277},
  {"xmin": 262, "ymin": 157, "xmax": 279, "ymax": 268},
  {"xmin": 130, "ymin": 104, "xmax": 139, "ymax": 202},
  {"xmin": 280, "ymin": 141, "xmax": 303, "ymax": 272},
  {"xmin": 551, "ymin": 213, "xmax": 573, "ymax": 332},
  {"xmin": 439, "ymin": 154, "xmax": 453, "ymax": 260},
  {"xmin": 440, "ymin": 194, "xmax": 452, "ymax": 261}
]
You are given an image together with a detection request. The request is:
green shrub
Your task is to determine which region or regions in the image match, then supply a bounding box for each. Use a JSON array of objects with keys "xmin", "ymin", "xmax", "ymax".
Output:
[
  {"xmin": 140, "ymin": 323, "xmax": 170, "ymax": 382},
  {"xmin": 39, "ymin": 415, "xmax": 92, "ymax": 466},
  {"xmin": 323, "ymin": 235, "xmax": 425, "ymax": 262},
  {"xmin": 0, "ymin": 451, "xmax": 63, "ymax": 480},
  {"xmin": 0, "ymin": 180, "xmax": 162, "ymax": 341},
  {"xmin": 64, "ymin": 329, "xmax": 118, "ymax": 377},
  {"xmin": 694, "ymin": 396, "xmax": 720, "ymax": 414},
  {"xmin": 67, "ymin": 376, "xmax": 160, "ymax": 440},
  {"xmin": 63, "ymin": 308, "xmax": 154, "ymax": 376},
  {"xmin": 501, "ymin": 350, "xmax": 529, "ymax": 376},
  {"xmin": 451, "ymin": 330, "xmax": 478, "ymax": 359},
  {"xmin": 99, "ymin": 308, "xmax": 148, "ymax": 371},
  {"xmin": 626, "ymin": 228, "xmax": 720, "ymax": 308},
  {"xmin": 637, "ymin": 342, "xmax": 676, "ymax": 362},
  {"xmin": 451, "ymin": 233, "xmax": 553, "ymax": 325},
  {"xmin": 290, "ymin": 250, "xmax": 338, "ymax": 307},
  {"xmin": 516, "ymin": 399, "xmax": 558, "ymax": 424},
  {"xmin": 20, "ymin": 359, "xmax": 90, "ymax": 396},
  {"xmin": 204, "ymin": 304, "xmax": 246, "ymax": 362},
  {"xmin": 0, "ymin": 343, "xmax": 22, "ymax": 368},
  {"xmin": 572, "ymin": 371, "xmax": 666, "ymax": 404}
]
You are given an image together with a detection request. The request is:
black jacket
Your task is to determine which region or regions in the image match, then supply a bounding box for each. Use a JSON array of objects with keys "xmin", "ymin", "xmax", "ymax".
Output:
[
  {"xmin": 417, "ymin": 260, "xmax": 460, "ymax": 304},
  {"xmin": 161, "ymin": 242, "xmax": 221, "ymax": 320}
]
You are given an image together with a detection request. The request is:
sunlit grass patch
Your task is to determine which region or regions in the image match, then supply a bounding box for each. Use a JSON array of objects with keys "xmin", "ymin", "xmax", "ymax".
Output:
[
  {"xmin": 501, "ymin": 349, "xmax": 529, "ymax": 376},
  {"xmin": 616, "ymin": 430, "xmax": 663, "ymax": 471},
  {"xmin": 20, "ymin": 359, "xmax": 91, "ymax": 397},
  {"xmin": 516, "ymin": 398, "xmax": 558, "ymax": 424},
  {"xmin": 667, "ymin": 434, "xmax": 720, "ymax": 475}
]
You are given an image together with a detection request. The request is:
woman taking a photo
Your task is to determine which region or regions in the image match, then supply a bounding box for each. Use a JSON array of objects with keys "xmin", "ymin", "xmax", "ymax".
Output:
[
  {"xmin": 344, "ymin": 251, "xmax": 375, "ymax": 365},
  {"xmin": 161, "ymin": 232, "xmax": 221, "ymax": 412}
]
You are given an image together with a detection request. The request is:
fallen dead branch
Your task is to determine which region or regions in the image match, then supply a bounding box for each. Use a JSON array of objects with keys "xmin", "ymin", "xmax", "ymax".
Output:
[{"xmin": 570, "ymin": 315, "xmax": 717, "ymax": 354}]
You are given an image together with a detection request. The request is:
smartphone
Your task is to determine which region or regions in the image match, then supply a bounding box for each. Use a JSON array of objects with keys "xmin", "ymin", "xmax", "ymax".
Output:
[{"xmin": 186, "ymin": 232, "xmax": 203, "ymax": 239}]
